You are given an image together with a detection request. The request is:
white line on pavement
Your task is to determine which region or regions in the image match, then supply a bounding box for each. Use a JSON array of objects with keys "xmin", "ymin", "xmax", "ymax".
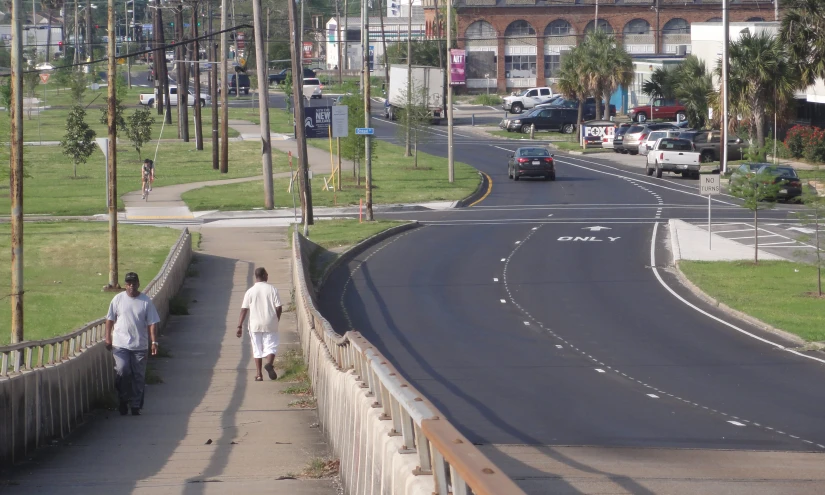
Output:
[
  {"xmin": 647, "ymin": 394, "xmax": 659, "ymax": 399},
  {"xmin": 728, "ymin": 421, "xmax": 746, "ymax": 426}
]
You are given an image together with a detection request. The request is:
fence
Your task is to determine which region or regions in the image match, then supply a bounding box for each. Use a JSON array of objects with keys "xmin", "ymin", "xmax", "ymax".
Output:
[
  {"xmin": 293, "ymin": 230, "xmax": 526, "ymax": 495},
  {"xmin": 0, "ymin": 228, "xmax": 193, "ymax": 465}
]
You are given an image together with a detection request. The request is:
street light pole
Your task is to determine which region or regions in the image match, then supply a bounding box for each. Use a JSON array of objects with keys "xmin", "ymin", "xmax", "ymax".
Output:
[
  {"xmin": 722, "ymin": 0, "xmax": 729, "ymax": 175},
  {"xmin": 106, "ymin": 0, "xmax": 119, "ymax": 290},
  {"xmin": 446, "ymin": 0, "xmax": 454, "ymax": 182},
  {"xmin": 362, "ymin": 0, "xmax": 373, "ymax": 220},
  {"xmin": 288, "ymin": 0, "xmax": 313, "ymax": 225},
  {"xmin": 220, "ymin": 0, "xmax": 229, "ymax": 173},
  {"xmin": 252, "ymin": 0, "xmax": 274, "ymax": 209}
]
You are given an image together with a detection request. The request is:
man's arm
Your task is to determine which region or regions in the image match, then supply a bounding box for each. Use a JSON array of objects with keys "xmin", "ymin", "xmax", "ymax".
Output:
[
  {"xmin": 104, "ymin": 320, "xmax": 115, "ymax": 349},
  {"xmin": 276, "ymin": 306, "xmax": 282, "ymax": 321},
  {"xmin": 236, "ymin": 308, "xmax": 249, "ymax": 338},
  {"xmin": 148, "ymin": 323, "xmax": 159, "ymax": 355}
]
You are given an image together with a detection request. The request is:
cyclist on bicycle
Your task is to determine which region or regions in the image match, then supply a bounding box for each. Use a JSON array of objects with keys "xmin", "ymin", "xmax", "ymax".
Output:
[{"xmin": 141, "ymin": 159, "xmax": 155, "ymax": 199}]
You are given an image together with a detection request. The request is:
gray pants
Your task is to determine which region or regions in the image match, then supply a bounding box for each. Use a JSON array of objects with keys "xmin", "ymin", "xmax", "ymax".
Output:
[{"xmin": 113, "ymin": 347, "xmax": 148, "ymax": 409}]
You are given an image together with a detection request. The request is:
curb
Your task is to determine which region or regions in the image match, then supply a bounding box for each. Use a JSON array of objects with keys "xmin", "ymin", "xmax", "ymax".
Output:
[
  {"xmin": 666, "ymin": 220, "xmax": 809, "ymax": 348},
  {"xmin": 314, "ymin": 221, "xmax": 421, "ymax": 296},
  {"xmin": 456, "ymin": 172, "xmax": 490, "ymax": 207}
]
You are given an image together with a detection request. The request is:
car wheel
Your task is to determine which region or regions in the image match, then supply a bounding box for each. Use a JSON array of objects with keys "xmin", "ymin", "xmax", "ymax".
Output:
[
  {"xmin": 636, "ymin": 113, "xmax": 647, "ymax": 123},
  {"xmin": 511, "ymin": 103, "xmax": 523, "ymax": 114},
  {"xmin": 199, "ymin": 99, "xmax": 206, "ymax": 107},
  {"xmin": 700, "ymin": 150, "xmax": 714, "ymax": 163},
  {"xmin": 561, "ymin": 123, "xmax": 575, "ymax": 134},
  {"xmin": 514, "ymin": 172, "xmax": 520, "ymax": 181},
  {"xmin": 676, "ymin": 111, "xmax": 686, "ymax": 122},
  {"xmin": 508, "ymin": 167, "xmax": 512, "ymax": 179},
  {"xmin": 550, "ymin": 173, "xmax": 556, "ymax": 181},
  {"xmin": 655, "ymin": 163, "xmax": 663, "ymax": 178},
  {"xmin": 646, "ymin": 166, "xmax": 654, "ymax": 176},
  {"xmin": 621, "ymin": 149, "xmax": 629, "ymax": 154},
  {"xmin": 521, "ymin": 124, "xmax": 532, "ymax": 134},
  {"xmin": 613, "ymin": 149, "xmax": 621, "ymax": 153},
  {"xmin": 629, "ymin": 150, "xmax": 638, "ymax": 155},
  {"xmin": 244, "ymin": 89, "xmax": 250, "ymax": 95}
]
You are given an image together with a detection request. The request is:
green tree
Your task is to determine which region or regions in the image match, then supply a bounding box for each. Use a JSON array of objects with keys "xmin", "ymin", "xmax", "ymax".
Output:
[
  {"xmin": 728, "ymin": 171, "xmax": 782, "ymax": 264},
  {"xmin": 99, "ymin": 74, "xmax": 127, "ymax": 132},
  {"xmin": 556, "ymin": 47, "xmax": 590, "ymax": 126},
  {"xmin": 51, "ymin": 66, "xmax": 73, "ymax": 95},
  {"xmin": 125, "ymin": 107, "xmax": 155, "ymax": 160},
  {"xmin": 673, "ymin": 56, "xmax": 713, "ymax": 129},
  {"xmin": 642, "ymin": 66, "xmax": 677, "ymax": 102},
  {"xmin": 716, "ymin": 31, "xmax": 799, "ymax": 149},
  {"xmin": 68, "ymin": 70, "xmax": 88, "ymax": 103},
  {"xmin": 0, "ymin": 43, "xmax": 10, "ymax": 69},
  {"xmin": 580, "ymin": 31, "xmax": 633, "ymax": 120},
  {"xmin": 794, "ymin": 176, "xmax": 825, "ymax": 296},
  {"xmin": 384, "ymin": 40, "xmax": 444, "ymax": 67},
  {"xmin": 60, "ymin": 105, "xmax": 97, "ymax": 178},
  {"xmin": 780, "ymin": 0, "xmax": 825, "ymax": 87},
  {"xmin": 339, "ymin": 93, "xmax": 376, "ymax": 185}
]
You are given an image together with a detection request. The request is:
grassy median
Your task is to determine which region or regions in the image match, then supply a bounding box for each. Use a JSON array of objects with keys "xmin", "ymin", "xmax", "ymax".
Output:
[
  {"xmin": 8, "ymin": 142, "xmax": 290, "ymax": 216},
  {"xmin": 679, "ymin": 260, "xmax": 825, "ymax": 342},
  {"xmin": 0, "ymin": 222, "xmax": 186, "ymax": 345},
  {"xmin": 181, "ymin": 140, "xmax": 480, "ymax": 211}
]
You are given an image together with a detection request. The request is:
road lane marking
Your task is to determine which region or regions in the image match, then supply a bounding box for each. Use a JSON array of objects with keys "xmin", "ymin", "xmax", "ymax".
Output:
[
  {"xmin": 501, "ymin": 258, "xmax": 506, "ymax": 261},
  {"xmin": 595, "ymin": 369, "xmax": 605, "ymax": 373},
  {"xmin": 468, "ymin": 172, "xmax": 493, "ymax": 207},
  {"xmin": 556, "ymin": 345, "xmax": 563, "ymax": 349},
  {"xmin": 728, "ymin": 421, "xmax": 746, "ymax": 427},
  {"xmin": 647, "ymin": 394, "xmax": 659, "ymax": 399},
  {"xmin": 524, "ymin": 321, "xmax": 530, "ymax": 325},
  {"xmin": 500, "ymin": 299, "xmax": 506, "ymax": 303},
  {"xmin": 493, "ymin": 277, "xmax": 499, "ymax": 282}
]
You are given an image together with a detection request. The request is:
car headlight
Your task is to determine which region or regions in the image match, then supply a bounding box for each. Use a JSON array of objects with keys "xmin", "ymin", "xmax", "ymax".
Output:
[{"xmin": 512, "ymin": 120, "xmax": 521, "ymax": 124}]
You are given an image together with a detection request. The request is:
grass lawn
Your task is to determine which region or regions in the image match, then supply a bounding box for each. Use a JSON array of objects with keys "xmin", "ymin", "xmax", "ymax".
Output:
[
  {"xmin": 182, "ymin": 139, "xmax": 480, "ymax": 210},
  {"xmin": 798, "ymin": 169, "xmax": 824, "ymax": 181},
  {"xmin": 7, "ymin": 142, "xmax": 291, "ymax": 216},
  {"xmin": 0, "ymin": 222, "xmax": 186, "ymax": 345},
  {"xmin": 226, "ymin": 106, "xmax": 295, "ymax": 134},
  {"xmin": 679, "ymin": 260, "xmax": 825, "ymax": 342}
]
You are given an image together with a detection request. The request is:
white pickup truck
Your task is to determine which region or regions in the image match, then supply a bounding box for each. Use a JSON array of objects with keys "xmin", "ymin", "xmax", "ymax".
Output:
[
  {"xmin": 646, "ymin": 137, "xmax": 701, "ymax": 179},
  {"xmin": 138, "ymin": 85, "xmax": 211, "ymax": 108},
  {"xmin": 502, "ymin": 87, "xmax": 558, "ymax": 114}
]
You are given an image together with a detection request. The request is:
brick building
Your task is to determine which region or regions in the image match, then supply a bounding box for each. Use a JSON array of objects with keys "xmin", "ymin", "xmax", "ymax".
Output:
[{"xmin": 422, "ymin": 0, "xmax": 776, "ymax": 92}]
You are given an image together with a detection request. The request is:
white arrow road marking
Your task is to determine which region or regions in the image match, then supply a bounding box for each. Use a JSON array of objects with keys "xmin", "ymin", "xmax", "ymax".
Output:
[
  {"xmin": 788, "ymin": 227, "xmax": 816, "ymax": 234},
  {"xmin": 583, "ymin": 226, "xmax": 612, "ymax": 231},
  {"xmin": 501, "ymin": 258, "xmax": 506, "ymax": 262},
  {"xmin": 608, "ymin": 237, "xmax": 621, "ymax": 242},
  {"xmin": 728, "ymin": 421, "xmax": 746, "ymax": 427},
  {"xmin": 595, "ymin": 369, "xmax": 605, "ymax": 373},
  {"xmin": 556, "ymin": 345, "xmax": 563, "ymax": 349},
  {"xmin": 523, "ymin": 321, "xmax": 530, "ymax": 326},
  {"xmin": 500, "ymin": 299, "xmax": 506, "ymax": 304},
  {"xmin": 493, "ymin": 278, "xmax": 499, "ymax": 282},
  {"xmin": 647, "ymin": 394, "xmax": 659, "ymax": 399}
]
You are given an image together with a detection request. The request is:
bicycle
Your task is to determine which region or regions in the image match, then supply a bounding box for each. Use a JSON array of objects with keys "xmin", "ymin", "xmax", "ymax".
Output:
[{"xmin": 142, "ymin": 175, "xmax": 151, "ymax": 201}]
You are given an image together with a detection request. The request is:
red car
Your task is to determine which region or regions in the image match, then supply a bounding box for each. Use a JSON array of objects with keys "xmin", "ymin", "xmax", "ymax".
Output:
[{"xmin": 628, "ymin": 98, "xmax": 686, "ymax": 123}]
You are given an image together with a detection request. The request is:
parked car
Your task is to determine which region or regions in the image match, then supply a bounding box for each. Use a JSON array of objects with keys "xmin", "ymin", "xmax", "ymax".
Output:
[
  {"xmin": 138, "ymin": 85, "xmax": 210, "ymax": 107},
  {"xmin": 646, "ymin": 137, "xmax": 701, "ymax": 178},
  {"xmin": 678, "ymin": 130, "xmax": 746, "ymax": 163},
  {"xmin": 503, "ymin": 107, "xmax": 578, "ymax": 134},
  {"xmin": 549, "ymin": 97, "xmax": 616, "ymax": 121},
  {"xmin": 302, "ymin": 77, "xmax": 323, "ymax": 99},
  {"xmin": 268, "ymin": 67, "xmax": 317, "ymax": 85},
  {"xmin": 508, "ymin": 146, "xmax": 556, "ymax": 181},
  {"xmin": 612, "ymin": 123, "xmax": 633, "ymax": 153},
  {"xmin": 639, "ymin": 129, "xmax": 681, "ymax": 156},
  {"xmin": 628, "ymin": 98, "xmax": 686, "ymax": 123},
  {"xmin": 754, "ymin": 165, "xmax": 804, "ymax": 201},
  {"xmin": 621, "ymin": 123, "xmax": 679, "ymax": 154},
  {"xmin": 502, "ymin": 87, "xmax": 558, "ymax": 114},
  {"xmin": 729, "ymin": 162, "xmax": 768, "ymax": 181}
]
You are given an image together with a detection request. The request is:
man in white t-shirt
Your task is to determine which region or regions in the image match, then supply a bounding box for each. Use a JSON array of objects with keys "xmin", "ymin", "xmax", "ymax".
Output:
[
  {"xmin": 236, "ymin": 267, "xmax": 282, "ymax": 381},
  {"xmin": 105, "ymin": 272, "xmax": 161, "ymax": 416}
]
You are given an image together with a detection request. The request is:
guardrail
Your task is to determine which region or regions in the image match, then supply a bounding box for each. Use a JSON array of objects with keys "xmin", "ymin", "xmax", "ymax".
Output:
[
  {"xmin": 293, "ymin": 230, "xmax": 526, "ymax": 495},
  {"xmin": 0, "ymin": 228, "xmax": 193, "ymax": 465}
]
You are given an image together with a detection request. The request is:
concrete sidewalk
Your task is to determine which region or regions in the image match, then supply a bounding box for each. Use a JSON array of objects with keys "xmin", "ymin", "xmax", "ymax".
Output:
[
  {"xmin": 4, "ymin": 227, "xmax": 339, "ymax": 494},
  {"xmin": 669, "ymin": 219, "xmax": 785, "ymax": 261}
]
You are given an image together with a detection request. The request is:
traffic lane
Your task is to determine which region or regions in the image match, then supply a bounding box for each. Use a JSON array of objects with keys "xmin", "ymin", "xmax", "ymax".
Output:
[
  {"xmin": 318, "ymin": 224, "xmax": 800, "ymax": 448},
  {"xmin": 504, "ymin": 222, "xmax": 825, "ymax": 450}
]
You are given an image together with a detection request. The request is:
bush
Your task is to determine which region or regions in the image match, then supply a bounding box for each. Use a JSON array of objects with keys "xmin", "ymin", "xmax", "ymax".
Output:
[
  {"xmin": 803, "ymin": 127, "xmax": 825, "ymax": 164},
  {"xmin": 764, "ymin": 137, "xmax": 792, "ymax": 160},
  {"xmin": 785, "ymin": 125, "xmax": 812, "ymax": 158},
  {"xmin": 471, "ymin": 94, "xmax": 503, "ymax": 106}
]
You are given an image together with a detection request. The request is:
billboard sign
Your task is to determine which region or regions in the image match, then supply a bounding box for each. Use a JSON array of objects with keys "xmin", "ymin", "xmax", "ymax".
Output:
[
  {"xmin": 303, "ymin": 42, "xmax": 314, "ymax": 63},
  {"xmin": 304, "ymin": 106, "xmax": 332, "ymax": 139},
  {"xmin": 449, "ymin": 49, "xmax": 466, "ymax": 86}
]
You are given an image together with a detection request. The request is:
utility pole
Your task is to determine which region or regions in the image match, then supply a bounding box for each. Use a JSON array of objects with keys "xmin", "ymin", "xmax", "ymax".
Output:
[
  {"xmin": 10, "ymin": 0, "xmax": 24, "ymax": 345},
  {"xmin": 154, "ymin": 4, "xmax": 163, "ymax": 117},
  {"xmin": 158, "ymin": 7, "xmax": 172, "ymax": 124},
  {"xmin": 775, "ymin": 0, "xmax": 779, "ymax": 21},
  {"xmin": 253, "ymin": 0, "xmax": 274, "ymax": 209},
  {"xmin": 176, "ymin": 5, "xmax": 189, "ymax": 141},
  {"xmin": 86, "ymin": 0, "xmax": 93, "ymax": 60},
  {"xmin": 125, "ymin": 0, "xmax": 131, "ymax": 87},
  {"xmin": 344, "ymin": 0, "xmax": 349, "ymax": 70},
  {"xmin": 335, "ymin": 0, "xmax": 342, "ymax": 84},
  {"xmin": 654, "ymin": 0, "xmax": 660, "ymax": 54},
  {"xmin": 106, "ymin": 0, "xmax": 120, "ymax": 290},
  {"xmin": 594, "ymin": 0, "xmax": 598, "ymax": 31},
  {"xmin": 74, "ymin": 0, "xmax": 79, "ymax": 64},
  {"xmin": 289, "ymin": 0, "xmax": 313, "ymax": 224},
  {"xmin": 192, "ymin": 4, "xmax": 203, "ymax": 150},
  {"xmin": 220, "ymin": 0, "xmax": 229, "ymax": 173},
  {"xmin": 209, "ymin": 1, "xmax": 219, "ymax": 169},
  {"xmin": 362, "ymin": 0, "xmax": 373, "ymax": 220},
  {"xmin": 404, "ymin": 0, "xmax": 411, "ymax": 157},
  {"xmin": 446, "ymin": 0, "xmax": 453, "ymax": 182},
  {"xmin": 722, "ymin": 0, "xmax": 729, "ymax": 174}
]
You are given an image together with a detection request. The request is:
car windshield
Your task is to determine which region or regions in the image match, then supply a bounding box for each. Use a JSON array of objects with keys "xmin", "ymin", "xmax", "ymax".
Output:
[
  {"xmin": 518, "ymin": 148, "xmax": 550, "ymax": 157},
  {"xmin": 616, "ymin": 127, "xmax": 630, "ymax": 136},
  {"xmin": 760, "ymin": 167, "xmax": 798, "ymax": 178},
  {"xmin": 647, "ymin": 131, "xmax": 666, "ymax": 141},
  {"xmin": 522, "ymin": 108, "xmax": 542, "ymax": 118},
  {"xmin": 520, "ymin": 90, "xmax": 532, "ymax": 97},
  {"xmin": 627, "ymin": 125, "xmax": 645, "ymax": 134}
]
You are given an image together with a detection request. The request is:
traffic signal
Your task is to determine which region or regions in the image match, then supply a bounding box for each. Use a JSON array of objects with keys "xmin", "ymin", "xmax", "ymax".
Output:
[
  {"xmin": 169, "ymin": 22, "xmax": 174, "ymax": 27},
  {"xmin": 58, "ymin": 41, "xmax": 63, "ymax": 50}
]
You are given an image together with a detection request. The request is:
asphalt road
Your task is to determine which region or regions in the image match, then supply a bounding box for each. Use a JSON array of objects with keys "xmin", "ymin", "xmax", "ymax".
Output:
[{"xmin": 317, "ymin": 113, "xmax": 825, "ymax": 491}]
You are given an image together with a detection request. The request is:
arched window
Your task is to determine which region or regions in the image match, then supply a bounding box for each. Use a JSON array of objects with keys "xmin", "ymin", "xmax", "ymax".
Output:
[
  {"xmin": 465, "ymin": 20, "xmax": 496, "ymax": 40},
  {"xmin": 747, "ymin": 17, "xmax": 766, "ymax": 22},
  {"xmin": 584, "ymin": 19, "xmax": 613, "ymax": 34},
  {"xmin": 706, "ymin": 17, "xmax": 722, "ymax": 22},
  {"xmin": 663, "ymin": 18, "xmax": 689, "ymax": 34},
  {"xmin": 545, "ymin": 19, "xmax": 574, "ymax": 37},
  {"xmin": 505, "ymin": 20, "xmax": 536, "ymax": 37},
  {"xmin": 624, "ymin": 19, "xmax": 651, "ymax": 35}
]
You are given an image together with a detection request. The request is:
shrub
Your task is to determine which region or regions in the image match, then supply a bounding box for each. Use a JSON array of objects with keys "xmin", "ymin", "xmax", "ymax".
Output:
[
  {"xmin": 803, "ymin": 127, "xmax": 825, "ymax": 164},
  {"xmin": 764, "ymin": 137, "xmax": 792, "ymax": 160},
  {"xmin": 784, "ymin": 125, "xmax": 813, "ymax": 158}
]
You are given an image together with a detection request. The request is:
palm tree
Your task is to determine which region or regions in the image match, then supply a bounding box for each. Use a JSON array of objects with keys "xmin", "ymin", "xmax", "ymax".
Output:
[
  {"xmin": 642, "ymin": 67, "xmax": 676, "ymax": 101},
  {"xmin": 716, "ymin": 31, "xmax": 800, "ymax": 149},
  {"xmin": 780, "ymin": 0, "xmax": 825, "ymax": 86},
  {"xmin": 556, "ymin": 46, "xmax": 589, "ymax": 126},
  {"xmin": 580, "ymin": 31, "xmax": 633, "ymax": 120},
  {"xmin": 673, "ymin": 56, "xmax": 712, "ymax": 129}
]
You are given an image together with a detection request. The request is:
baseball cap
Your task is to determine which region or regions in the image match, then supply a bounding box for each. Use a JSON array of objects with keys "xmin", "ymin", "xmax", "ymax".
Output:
[{"xmin": 124, "ymin": 272, "xmax": 140, "ymax": 285}]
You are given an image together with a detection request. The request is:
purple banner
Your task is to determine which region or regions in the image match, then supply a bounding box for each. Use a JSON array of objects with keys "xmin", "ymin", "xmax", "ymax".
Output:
[{"xmin": 450, "ymin": 49, "xmax": 466, "ymax": 86}]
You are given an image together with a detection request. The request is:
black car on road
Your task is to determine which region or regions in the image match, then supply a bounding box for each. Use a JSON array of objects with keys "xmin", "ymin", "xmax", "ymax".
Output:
[
  {"xmin": 755, "ymin": 165, "xmax": 804, "ymax": 201},
  {"xmin": 503, "ymin": 107, "xmax": 578, "ymax": 134},
  {"xmin": 269, "ymin": 68, "xmax": 317, "ymax": 85},
  {"xmin": 508, "ymin": 147, "xmax": 556, "ymax": 181}
]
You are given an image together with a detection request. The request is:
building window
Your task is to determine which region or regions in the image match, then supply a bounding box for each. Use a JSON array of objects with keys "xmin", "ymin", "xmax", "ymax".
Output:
[
  {"xmin": 706, "ymin": 17, "xmax": 722, "ymax": 22},
  {"xmin": 505, "ymin": 55, "xmax": 536, "ymax": 78},
  {"xmin": 545, "ymin": 19, "xmax": 574, "ymax": 37},
  {"xmin": 623, "ymin": 19, "xmax": 651, "ymax": 35},
  {"xmin": 663, "ymin": 18, "xmax": 689, "ymax": 34},
  {"xmin": 466, "ymin": 20, "xmax": 496, "ymax": 40},
  {"xmin": 747, "ymin": 17, "xmax": 766, "ymax": 22},
  {"xmin": 467, "ymin": 52, "xmax": 497, "ymax": 79},
  {"xmin": 584, "ymin": 19, "xmax": 613, "ymax": 34},
  {"xmin": 544, "ymin": 54, "xmax": 561, "ymax": 77},
  {"xmin": 505, "ymin": 20, "xmax": 536, "ymax": 38}
]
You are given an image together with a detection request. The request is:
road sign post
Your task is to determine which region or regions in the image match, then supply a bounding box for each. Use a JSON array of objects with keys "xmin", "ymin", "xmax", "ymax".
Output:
[{"xmin": 700, "ymin": 175, "xmax": 721, "ymax": 249}]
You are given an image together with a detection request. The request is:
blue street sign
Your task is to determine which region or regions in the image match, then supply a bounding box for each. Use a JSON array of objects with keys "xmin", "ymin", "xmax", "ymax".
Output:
[{"xmin": 355, "ymin": 127, "xmax": 374, "ymax": 135}]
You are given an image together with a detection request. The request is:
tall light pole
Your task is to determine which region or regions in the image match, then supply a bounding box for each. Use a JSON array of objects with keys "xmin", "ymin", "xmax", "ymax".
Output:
[
  {"xmin": 220, "ymin": 0, "xmax": 229, "ymax": 173},
  {"xmin": 288, "ymin": 0, "xmax": 313, "ymax": 225},
  {"xmin": 252, "ymin": 0, "xmax": 274, "ymax": 209},
  {"xmin": 106, "ymin": 0, "xmax": 119, "ymax": 290},
  {"xmin": 10, "ymin": 0, "xmax": 24, "ymax": 345},
  {"xmin": 405, "ymin": 0, "xmax": 411, "ymax": 157},
  {"xmin": 362, "ymin": 0, "xmax": 373, "ymax": 220},
  {"xmin": 722, "ymin": 0, "xmax": 729, "ymax": 174},
  {"xmin": 446, "ymin": 0, "xmax": 454, "ymax": 182}
]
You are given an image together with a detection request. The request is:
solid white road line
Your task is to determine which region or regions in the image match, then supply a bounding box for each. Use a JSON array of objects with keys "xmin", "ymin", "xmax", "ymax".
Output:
[
  {"xmin": 647, "ymin": 394, "xmax": 660, "ymax": 399},
  {"xmin": 728, "ymin": 421, "xmax": 746, "ymax": 426},
  {"xmin": 649, "ymin": 222, "xmax": 825, "ymax": 365},
  {"xmin": 595, "ymin": 369, "xmax": 606, "ymax": 373}
]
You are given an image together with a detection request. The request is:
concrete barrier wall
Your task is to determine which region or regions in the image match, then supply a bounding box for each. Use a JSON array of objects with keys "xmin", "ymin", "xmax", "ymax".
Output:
[{"xmin": 0, "ymin": 230, "xmax": 192, "ymax": 466}]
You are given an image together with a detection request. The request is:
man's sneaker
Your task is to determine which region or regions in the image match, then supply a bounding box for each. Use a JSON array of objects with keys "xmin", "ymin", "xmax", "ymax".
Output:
[
  {"xmin": 131, "ymin": 408, "xmax": 141, "ymax": 416},
  {"xmin": 119, "ymin": 401, "xmax": 128, "ymax": 416},
  {"xmin": 141, "ymin": 194, "xmax": 145, "ymax": 199},
  {"xmin": 148, "ymin": 187, "xmax": 152, "ymax": 192}
]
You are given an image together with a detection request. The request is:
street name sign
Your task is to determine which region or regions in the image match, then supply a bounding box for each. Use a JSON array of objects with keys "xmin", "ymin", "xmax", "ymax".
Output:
[{"xmin": 355, "ymin": 127, "xmax": 374, "ymax": 135}]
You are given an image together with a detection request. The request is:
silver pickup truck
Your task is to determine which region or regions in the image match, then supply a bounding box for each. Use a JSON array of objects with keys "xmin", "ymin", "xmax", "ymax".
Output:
[{"xmin": 646, "ymin": 137, "xmax": 701, "ymax": 179}]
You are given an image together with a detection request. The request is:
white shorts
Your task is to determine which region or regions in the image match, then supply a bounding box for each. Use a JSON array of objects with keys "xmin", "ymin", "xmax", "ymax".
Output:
[{"xmin": 250, "ymin": 331, "xmax": 278, "ymax": 359}]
